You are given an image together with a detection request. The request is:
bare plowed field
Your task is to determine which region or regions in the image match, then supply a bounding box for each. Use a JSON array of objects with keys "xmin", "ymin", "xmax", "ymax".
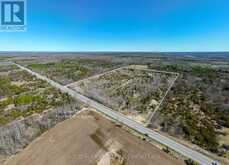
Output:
[{"xmin": 5, "ymin": 110, "xmax": 183, "ymax": 165}]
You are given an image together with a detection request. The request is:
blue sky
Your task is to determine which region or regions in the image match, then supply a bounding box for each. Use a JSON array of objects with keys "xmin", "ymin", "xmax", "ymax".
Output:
[{"xmin": 0, "ymin": 0, "xmax": 229, "ymax": 51}]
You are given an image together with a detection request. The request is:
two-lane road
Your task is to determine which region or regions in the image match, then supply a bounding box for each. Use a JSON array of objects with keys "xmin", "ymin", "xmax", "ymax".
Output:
[{"xmin": 14, "ymin": 63, "xmax": 219, "ymax": 165}]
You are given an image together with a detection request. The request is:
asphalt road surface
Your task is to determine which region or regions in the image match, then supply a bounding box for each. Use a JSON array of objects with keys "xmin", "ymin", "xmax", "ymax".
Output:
[{"xmin": 14, "ymin": 63, "xmax": 219, "ymax": 165}]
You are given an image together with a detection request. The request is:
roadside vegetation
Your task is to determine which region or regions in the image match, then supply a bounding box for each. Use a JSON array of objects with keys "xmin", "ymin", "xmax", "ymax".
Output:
[
  {"xmin": 0, "ymin": 64, "xmax": 18, "ymax": 73},
  {"xmin": 149, "ymin": 64, "xmax": 229, "ymax": 157},
  {"xmin": 0, "ymin": 65, "xmax": 73, "ymax": 126}
]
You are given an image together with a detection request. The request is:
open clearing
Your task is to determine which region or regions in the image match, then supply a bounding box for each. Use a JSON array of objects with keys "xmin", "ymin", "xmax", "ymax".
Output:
[
  {"xmin": 5, "ymin": 110, "xmax": 183, "ymax": 165},
  {"xmin": 69, "ymin": 66, "xmax": 177, "ymax": 123}
]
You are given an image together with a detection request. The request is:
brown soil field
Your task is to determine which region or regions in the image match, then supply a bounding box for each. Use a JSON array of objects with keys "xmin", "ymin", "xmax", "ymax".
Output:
[{"xmin": 4, "ymin": 110, "xmax": 183, "ymax": 165}]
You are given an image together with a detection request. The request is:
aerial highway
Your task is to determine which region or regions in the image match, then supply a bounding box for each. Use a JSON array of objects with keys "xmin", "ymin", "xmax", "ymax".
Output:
[{"xmin": 14, "ymin": 62, "xmax": 219, "ymax": 165}]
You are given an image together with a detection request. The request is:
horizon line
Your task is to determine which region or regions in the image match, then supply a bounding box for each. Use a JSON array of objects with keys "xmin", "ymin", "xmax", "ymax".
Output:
[{"xmin": 0, "ymin": 51, "xmax": 229, "ymax": 53}]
